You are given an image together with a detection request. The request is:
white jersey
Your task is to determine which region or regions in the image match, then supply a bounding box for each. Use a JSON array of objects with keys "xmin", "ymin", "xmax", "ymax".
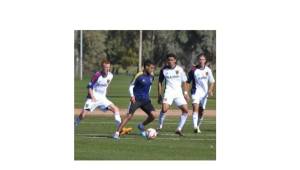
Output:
[
  {"xmin": 188, "ymin": 66, "xmax": 215, "ymax": 96},
  {"xmin": 87, "ymin": 71, "xmax": 113, "ymax": 99},
  {"xmin": 159, "ymin": 65, "xmax": 187, "ymax": 95}
]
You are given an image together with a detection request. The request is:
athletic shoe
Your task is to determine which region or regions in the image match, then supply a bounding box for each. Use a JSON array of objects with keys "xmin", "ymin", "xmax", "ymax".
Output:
[
  {"xmin": 137, "ymin": 124, "xmax": 145, "ymax": 131},
  {"xmin": 74, "ymin": 117, "xmax": 80, "ymax": 127},
  {"xmin": 120, "ymin": 127, "xmax": 133, "ymax": 135},
  {"xmin": 175, "ymin": 130, "xmax": 184, "ymax": 136},
  {"xmin": 193, "ymin": 127, "xmax": 201, "ymax": 133},
  {"xmin": 112, "ymin": 132, "xmax": 120, "ymax": 140},
  {"xmin": 140, "ymin": 131, "xmax": 147, "ymax": 138},
  {"xmin": 155, "ymin": 128, "xmax": 161, "ymax": 135}
]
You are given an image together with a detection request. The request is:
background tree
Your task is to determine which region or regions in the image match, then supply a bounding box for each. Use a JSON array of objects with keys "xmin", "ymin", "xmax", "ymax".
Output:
[{"xmin": 74, "ymin": 30, "xmax": 216, "ymax": 78}]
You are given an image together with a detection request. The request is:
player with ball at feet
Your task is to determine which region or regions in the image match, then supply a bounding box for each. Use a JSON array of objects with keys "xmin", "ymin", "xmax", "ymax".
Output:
[{"xmin": 113, "ymin": 60, "xmax": 156, "ymax": 139}]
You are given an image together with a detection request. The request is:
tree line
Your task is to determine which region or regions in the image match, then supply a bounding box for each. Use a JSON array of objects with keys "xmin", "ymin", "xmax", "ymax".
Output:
[{"xmin": 74, "ymin": 30, "xmax": 216, "ymax": 77}]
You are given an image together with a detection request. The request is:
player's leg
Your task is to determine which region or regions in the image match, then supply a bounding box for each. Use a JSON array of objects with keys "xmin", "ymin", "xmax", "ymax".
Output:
[
  {"xmin": 157, "ymin": 95, "xmax": 173, "ymax": 130},
  {"xmin": 113, "ymin": 113, "xmax": 134, "ymax": 139},
  {"xmin": 191, "ymin": 92, "xmax": 200, "ymax": 132},
  {"xmin": 140, "ymin": 100, "xmax": 155, "ymax": 128},
  {"xmin": 197, "ymin": 97, "xmax": 208, "ymax": 131},
  {"xmin": 107, "ymin": 103, "xmax": 122, "ymax": 130},
  {"xmin": 192, "ymin": 103, "xmax": 200, "ymax": 133},
  {"xmin": 175, "ymin": 96, "xmax": 189, "ymax": 136},
  {"xmin": 157, "ymin": 103, "xmax": 170, "ymax": 130},
  {"xmin": 75, "ymin": 99, "xmax": 95, "ymax": 126},
  {"xmin": 113, "ymin": 100, "xmax": 141, "ymax": 139}
]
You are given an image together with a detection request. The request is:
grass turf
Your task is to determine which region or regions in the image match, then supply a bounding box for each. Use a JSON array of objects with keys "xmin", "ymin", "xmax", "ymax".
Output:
[{"xmin": 74, "ymin": 115, "xmax": 216, "ymax": 160}]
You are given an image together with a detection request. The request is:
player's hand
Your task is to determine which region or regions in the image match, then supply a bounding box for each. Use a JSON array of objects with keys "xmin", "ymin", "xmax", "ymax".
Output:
[
  {"xmin": 184, "ymin": 94, "xmax": 190, "ymax": 102},
  {"xmin": 130, "ymin": 96, "xmax": 136, "ymax": 104},
  {"xmin": 208, "ymin": 90, "xmax": 214, "ymax": 97},
  {"xmin": 158, "ymin": 95, "xmax": 163, "ymax": 104}
]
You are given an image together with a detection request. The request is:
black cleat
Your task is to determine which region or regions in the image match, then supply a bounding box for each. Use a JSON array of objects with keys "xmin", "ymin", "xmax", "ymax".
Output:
[
  {"xmin": 175, "ymin": 130, "xmax": 184, "ymax": 136},
  {"xmin": 156, "ymin": 128, "xmax": 162, "ymax": 135}
]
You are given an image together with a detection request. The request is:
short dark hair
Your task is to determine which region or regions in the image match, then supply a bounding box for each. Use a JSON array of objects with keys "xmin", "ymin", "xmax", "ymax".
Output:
[
  {"xmin": 197, "ymin": 53, "xmax": 206, "ymax": 59},
  {"xmin": 143, "ymin": 59, "xmax": 154, "ymax": 68},
  {"xmin": 166, "ymin": 53, "xmax": 177, "ymax": 60}
]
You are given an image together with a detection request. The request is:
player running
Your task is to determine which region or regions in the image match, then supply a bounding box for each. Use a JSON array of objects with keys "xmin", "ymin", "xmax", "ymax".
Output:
[
  {"xmin": 74, "ymin": 59, "xmax": 122, "ymax": 133},
  {"xmin": 187, "ymin": 53, "xmax": 215, "ymax": 133},
  {"xmin": 113, "ymin": 60, "xmax": 156, "ymax": 139},
  {"xmin": 157, "ymin": 53, "xmax": 190, "ymax": 136}
]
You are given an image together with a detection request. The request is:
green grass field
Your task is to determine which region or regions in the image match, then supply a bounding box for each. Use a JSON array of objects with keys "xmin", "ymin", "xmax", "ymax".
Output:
[
  {"xmin": 74, "ymin": 74, "xmax": 216, "ymax": 109},
  {"xmin": 74, "ymin": 74, "xmax": 216, "ymax": 160},
  {"xmin": 74, "ymin": 115, "xmax": 216, "ymax": 160}
]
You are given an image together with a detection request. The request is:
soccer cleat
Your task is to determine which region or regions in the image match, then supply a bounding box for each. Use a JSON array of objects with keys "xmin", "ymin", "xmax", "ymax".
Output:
[
  {"xmin": 137, "ymin": 124, "xmax": 145, "ymax": 131},
  {"xmin": 193, "ymin": 127, "xmax": 201, "ymax": 133},
  {"xmin": 74, "ymin": 117, "xmax": 80, "ymax": 127},
  {"xmin": 140, "ymin": 131, "xmax": 147, "ymax": 138},
  {"xmin": 175, "ymin": 130, "xmax": 184, "ymax": 136},
  {"xmin": 112, "ymin": 132, "xmax": 120, "ymax": 140},
  {"xmin": 120, "ymin": 127, "xmax": 133, "ymax": 135},
  {"xmin": 156, "ymin": 128, "xmax": 162, "ymax": 135}
]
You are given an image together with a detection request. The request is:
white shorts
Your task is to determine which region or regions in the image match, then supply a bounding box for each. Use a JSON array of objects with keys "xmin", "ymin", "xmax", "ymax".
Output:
[
  {"xmin": 162, "ymin": 92, "xmax": 187, "ymax": 107},
  {"xmin": 192, "ymin": 93, "xmax": 208, "ymax": 109},
  {"xmin": 83, "ymin": 97, "xmax": 113, "ymax": 112}
]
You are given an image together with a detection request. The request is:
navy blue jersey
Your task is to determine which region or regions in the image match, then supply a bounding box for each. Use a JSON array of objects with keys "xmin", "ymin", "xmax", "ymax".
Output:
[{"xmin": 130, "ymin": 72, "xmax": 154, "ymax": 100}]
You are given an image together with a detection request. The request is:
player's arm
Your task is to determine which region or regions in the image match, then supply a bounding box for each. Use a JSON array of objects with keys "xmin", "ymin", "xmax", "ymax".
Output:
[
  {"xmin": 88, "ymin": 88, "xmax": 96, "ymax": 102},
  {"xmin": 128, "ymin": 72, "xmax": 142, "ymax": 104},
  {"xmin": 129, "ymin": 84, "xmax": 136, "ymax": 104},
  {"xmin": 186, "ymin": 69, "xmax": 194, "ymax": 93},
  {"xmin": 158, "ymin": 69, "xmax": 165, "ymax": 104},
  {"xmin": 87, "ymin": 72, "xmax": 100, "ymax": 102},
  {"xmin": 181, "ymin": 69, "xmax": 190, "ymax": 101},
  {"xmin": 208, "ymin": 83, "xmax": 215, "ymax": 96},
  {"xmin": 183, "ymin": 81, "xmax": 190, "ymax": 101},
  {"xmin": 208, "ymin": 68, "xmax": 215, "ymax": 96}
]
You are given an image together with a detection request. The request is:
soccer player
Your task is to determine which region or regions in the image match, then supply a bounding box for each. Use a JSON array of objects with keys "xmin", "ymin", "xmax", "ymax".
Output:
[
  {"xmin": 74, "ymin": 59, "xmax": 122, "ymax": 133},
  {"xmin": 113, "ymin": 60, "xmax": 156, "ymax": 139},
  {"xmin": 157, "ymin": 53, "xmax": 190, "ymax": 136},
  {"xmin": 187, "ymin": 53, "xmax": 215, "ymax": 133}
]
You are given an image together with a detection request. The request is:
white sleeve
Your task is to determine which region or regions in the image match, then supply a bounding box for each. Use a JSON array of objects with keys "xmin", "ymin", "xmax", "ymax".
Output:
[
  {"xmin": 180, "ymin": 68, "xmax": 187, "ymax": 82},
  {"xmin": 129, "ymin": 84, "xmax": 134, "ymax": 97},
  {"xmin": 149, "ymin": 85, "xmax": 152, "ymax": 94},
  {"xmin": 208, "ymin": 68, "xmax": 215, "ymax": 84}
]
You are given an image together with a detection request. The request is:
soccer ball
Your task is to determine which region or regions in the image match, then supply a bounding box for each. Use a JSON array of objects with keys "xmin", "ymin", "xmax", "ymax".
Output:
[{"xmin": 146, "ymin": 128, "xmax": 157, "ymax": 139}]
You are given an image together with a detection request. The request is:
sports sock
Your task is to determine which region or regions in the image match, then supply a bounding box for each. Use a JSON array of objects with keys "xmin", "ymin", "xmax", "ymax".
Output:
[
  {"xmin": 114, "ymin": 113, "xmax": 121, "ymax": 129},
  {"xmin": 192, "ymin": 112, "xmax": 198, "ymax": 129},
  {"xmin": 197, "ymin": 116, "xmax": 204, "ymax": 128},
  {"xmin": 177, "ymin": 113, "xmax": 188, "ymax": 131},
  {"xmin": 158, "ymin": 111, "xmax": 166, "ymax": 129}
]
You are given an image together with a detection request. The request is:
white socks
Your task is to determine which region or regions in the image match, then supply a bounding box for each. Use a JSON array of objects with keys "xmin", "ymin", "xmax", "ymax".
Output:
[
  {"xmin": 192, "ymin": 112, "xmax": 198, "ymax": 129},
  {"xmin": 198, "ymin": 116, "xmax": 204, "ymax": 128},
  {"xmin": 114, "ymin": 113, "xmax": 121, "ymax": 129},
  {"xmin": 177, "ymin": 113, "xmax": 188, "ymax": 131},
  {"xmin": 158, "ymin": 111, "xmax": 166, "ymax": 129}
]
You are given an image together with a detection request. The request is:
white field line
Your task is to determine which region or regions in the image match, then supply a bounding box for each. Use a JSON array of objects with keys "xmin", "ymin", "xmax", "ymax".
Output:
[
  {"xmin": 76, "ymin": 133, "xmax": 216, "ymax": 137},
  {"xmin": 84, "ymin": 136, "xmax": 216, "ymax": 141},
  {"xmin": 79, "ymin": 121, "xmax": 216, "ymax": 125},
  {"xmin": 87, "ymin": 136, "xmax": 216, "ymax": 141}
]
